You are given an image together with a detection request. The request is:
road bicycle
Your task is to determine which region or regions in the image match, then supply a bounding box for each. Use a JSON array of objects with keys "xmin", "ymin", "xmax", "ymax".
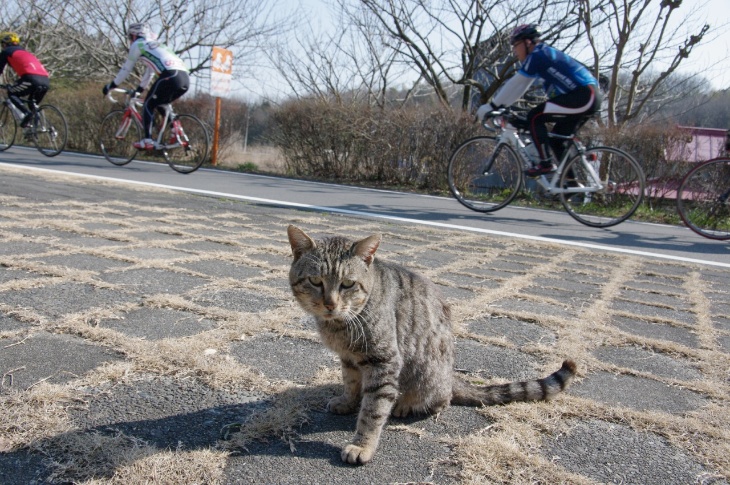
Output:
[
  {"xmin": 99, "ymin": 88, "xmax": 209, "ymax": 174},
  {"xmin": 447, "ymin": 109, "xmax": 646, "ymax": 228},
  {"xmin": 0, "ymin": 85, "xmax": 68, "ymax": 157},
  {"xmin": 675, "ymin": 157, "xmax": 730, "ymax": 240}
]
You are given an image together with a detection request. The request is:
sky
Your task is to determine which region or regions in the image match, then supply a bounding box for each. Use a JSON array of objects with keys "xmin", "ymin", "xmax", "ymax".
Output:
[
  {"xmin": 233, "ymin": 0, "xmax": 730, "ymax": 101},
  {"xmin": 674, "ymin": 0, "xmax": 730, "ymax": 90}
]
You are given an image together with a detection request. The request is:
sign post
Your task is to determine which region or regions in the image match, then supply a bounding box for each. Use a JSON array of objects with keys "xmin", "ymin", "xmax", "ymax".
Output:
[{"xmin": 210, "ymin": 47, "xmax": 233, "ymax": 166}]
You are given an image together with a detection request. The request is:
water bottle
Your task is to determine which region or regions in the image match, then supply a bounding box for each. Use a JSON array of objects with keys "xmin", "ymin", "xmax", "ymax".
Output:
[
  {"xmin": 5, "ymin": 99, "xmax": 25, "ymax": 121},
  {"xmin": 524, "ymin": 140, "xmax": 540, "ymax": 163}
]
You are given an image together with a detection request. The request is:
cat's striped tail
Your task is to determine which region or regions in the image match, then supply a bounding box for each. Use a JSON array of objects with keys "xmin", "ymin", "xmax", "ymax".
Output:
[{"xmin": 451, "ymin": 360, "xmax": 577, "ymax": 406}]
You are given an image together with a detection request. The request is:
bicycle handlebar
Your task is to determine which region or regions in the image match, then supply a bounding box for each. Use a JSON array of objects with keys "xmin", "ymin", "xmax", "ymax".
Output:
[
  {"xmin": 106, "ymin": 87, "xmax": 143, "ymax": 106},
  {"xmin": 106, "ymin": 87, "xmax": 132, "ymax": 103},
  {"xmin": 479, "ymin": 107, "xmax": 527, "ymax": 133},
  {"xmin": 479, "ymin": 108, "xmax": 508, "ymax": 132}
]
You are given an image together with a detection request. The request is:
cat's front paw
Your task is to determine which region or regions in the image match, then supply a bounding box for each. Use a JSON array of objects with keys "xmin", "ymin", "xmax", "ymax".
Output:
[
  {"xmin": 341, "ymin": 443, "xmax": 375, "ymax": 465},
  {"xmin": 327, "ymin": 396, "xmax": 359, "ymax": 415}
]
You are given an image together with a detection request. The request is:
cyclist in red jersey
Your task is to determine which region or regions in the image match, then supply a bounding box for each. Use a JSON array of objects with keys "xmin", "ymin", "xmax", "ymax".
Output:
[{"xmin": 0, "ymin": 32, "xmax": 50, "ymax": 128}]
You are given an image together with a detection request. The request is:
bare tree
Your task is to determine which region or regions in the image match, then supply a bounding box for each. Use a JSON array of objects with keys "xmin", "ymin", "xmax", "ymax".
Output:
[
  {"xmin": 271, "ymin": 8, "xmax": 402, "ymax": 108},
  {"xmin": 7, "ymin": 0, "xmax": 291, "ymax": 90},
  {"xmin": 341, "ymin": 0, "xmax": 584, "ymax": 110},
  {"xmin": 578, "ymin": 0, "xmax": 711, "ymax": 127}
]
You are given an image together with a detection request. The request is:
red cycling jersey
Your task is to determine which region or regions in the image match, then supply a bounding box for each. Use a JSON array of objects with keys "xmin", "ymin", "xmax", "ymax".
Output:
[{"xmin": 0, "ymin": 45, "xmax": 49, "ymax": 77}]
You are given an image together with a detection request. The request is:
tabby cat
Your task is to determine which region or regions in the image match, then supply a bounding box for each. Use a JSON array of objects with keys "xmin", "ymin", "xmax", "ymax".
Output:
[{"xmin": 287, "ymin": 225, "xmax": 576, "ymax": 465}]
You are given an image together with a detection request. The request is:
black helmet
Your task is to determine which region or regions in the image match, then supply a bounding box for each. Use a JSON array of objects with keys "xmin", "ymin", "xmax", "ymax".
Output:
[{"xmin": 510, "ymin": 24, "xmax": 541, "ymax": 44}]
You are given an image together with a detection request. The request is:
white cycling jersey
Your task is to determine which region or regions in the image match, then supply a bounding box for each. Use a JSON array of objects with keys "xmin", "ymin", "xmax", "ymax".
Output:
[{"xmin": 113, "ymin": 38, "xmax": 189, "ymax": 90}]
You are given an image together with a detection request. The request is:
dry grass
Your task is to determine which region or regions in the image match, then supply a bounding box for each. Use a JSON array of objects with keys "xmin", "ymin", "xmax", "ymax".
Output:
[
  {"xmin": 49, "ymin": 433, "xmax": 228, "ymax": 484},
  {"xmin": 215, "ymin": 144, "xmax": 286, "ymax": 173}
]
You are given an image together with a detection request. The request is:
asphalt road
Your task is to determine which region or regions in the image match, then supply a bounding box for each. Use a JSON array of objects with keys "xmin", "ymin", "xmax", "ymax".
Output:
[
  {"xmin": 1, "ymin": 147, "xmax": 729, "ymax": 484},
  {"xmin": 2, "ymin": 146, "xmax": 729, "ymax": 269}
]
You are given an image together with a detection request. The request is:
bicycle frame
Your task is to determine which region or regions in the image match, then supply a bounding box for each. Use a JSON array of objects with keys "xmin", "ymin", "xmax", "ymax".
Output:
[
  {"xmin": 1, "ymin": 90, "xmax": 42, "ymax": 134},
  {"xmin": 485, "ymin": 115, "xmax": 605, "ymax": 195},
  {"xmin": 107, "ymin": 88, "xmax": 183, "ymax": 150}
]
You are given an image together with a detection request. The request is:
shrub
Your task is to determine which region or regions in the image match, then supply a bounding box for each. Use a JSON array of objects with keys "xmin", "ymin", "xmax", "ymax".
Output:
[
  {"xmin": 43, "ymin": 83, "xmax": 110, "ymax": 153},
  {"xmin": 582, "ymin": 121, "xmax": 691, "ymax": 203},
  {"xmin": 270, "ymin": 99, "xmax": 480, "ymax": 191}
]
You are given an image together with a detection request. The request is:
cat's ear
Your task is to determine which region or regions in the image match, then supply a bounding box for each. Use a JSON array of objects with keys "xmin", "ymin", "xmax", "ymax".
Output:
[
  {"xmin": 352, "ymin": 234, "xmax": 381, "ymax": 266},
  {"xmin": 288, "ymin": 225, "xmax": 316, "ymax": 261}
]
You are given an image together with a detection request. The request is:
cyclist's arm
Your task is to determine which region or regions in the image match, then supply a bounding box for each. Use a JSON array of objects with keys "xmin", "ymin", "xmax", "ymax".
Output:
[
  {"xmin": 0, "ymin": 51, "xmax": 8, "ymax": 76},
  {"xmin": 491, "ymin": 72, "xmax": 534, "ymax": 108},
  {"xmin": 112, "ymin": 43, "xmax": 142, "ymax": 87},
  {"xmin": 138, "ymin": 66, "xmax": 154, "ymax": 91}
]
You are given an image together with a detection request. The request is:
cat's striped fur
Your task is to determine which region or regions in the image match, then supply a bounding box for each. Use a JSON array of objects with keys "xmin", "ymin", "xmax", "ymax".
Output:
[{"xmin": 287, "ymin": 225, "xmax": 576, "ymax": 465}]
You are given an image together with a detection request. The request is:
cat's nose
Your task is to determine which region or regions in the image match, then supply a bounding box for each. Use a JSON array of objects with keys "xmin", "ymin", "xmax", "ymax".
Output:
[{"xmin": 323, "ymin": 295, "xmax": 338, "ymax": 311}]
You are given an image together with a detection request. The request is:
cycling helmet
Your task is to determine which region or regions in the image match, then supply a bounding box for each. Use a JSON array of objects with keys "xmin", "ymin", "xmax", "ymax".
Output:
[
  {"xmin": 127, "ymin": 22, "xmax": 149, "ymax": 39},
  {"xmin": 0, "ymin": 32, "xmax": 20, "ymax": 45},
  {"xmin": 510, "ymin": 24, "xmax": 541, "ymax": 45}
]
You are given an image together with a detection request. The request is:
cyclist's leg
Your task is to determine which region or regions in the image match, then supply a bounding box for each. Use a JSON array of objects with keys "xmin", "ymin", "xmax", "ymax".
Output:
[
  {"xmin": 24, "ymin": 79, "xmax": 49, "ymax": 128},
  {"xmin": 525, "ymin": 102, "xmax": 551, "ymax": 163},
  {"xmin": 29, "ymin": 80, "xmax": 49, "ymax": 106},
  {"xmin": 166, "ymin": 70, "xmax": 190, "ymax": 104},
  {"xmin": 544, "ymin": 86, "xmax": 599, "ymax": 162},
  {"xmin": 146, "ymin": 71, "xmax": 189, "ymax": 128},
  {"xmin": 141, "ymin": 70, "xmax": 189, "ymax": 144},
  {"xmin": 141, "ymin": 94, "xmax": 159, "ymax": 141},
  {"xmin": 7, "ymin": 78, "xmax": 33, "ymax": 123}
]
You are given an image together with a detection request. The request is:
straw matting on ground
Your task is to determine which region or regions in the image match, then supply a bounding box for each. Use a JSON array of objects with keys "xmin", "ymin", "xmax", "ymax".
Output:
[{"xmin": 1, "ymin": 165, "xmax": 728, "ymax": 484}]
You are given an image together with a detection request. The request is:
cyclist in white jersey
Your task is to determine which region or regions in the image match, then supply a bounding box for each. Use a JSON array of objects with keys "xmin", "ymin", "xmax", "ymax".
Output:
[{"xmin": 103, "ymin": 22, "xmax": 190, "ymax": 150}]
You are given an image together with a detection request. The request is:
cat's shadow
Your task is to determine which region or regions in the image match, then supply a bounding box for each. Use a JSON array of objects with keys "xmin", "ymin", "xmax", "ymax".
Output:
[{"xmin": 6, "ymin": 383, "xmax": 440, "ymax": 480}]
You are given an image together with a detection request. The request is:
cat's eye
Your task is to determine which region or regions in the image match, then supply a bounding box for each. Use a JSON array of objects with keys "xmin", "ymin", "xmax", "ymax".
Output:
[
  {"xmin": 340, "ymin": 279, "xmax": 356, "ymax": 289},
  {"xmin": 308, "ymin": 276, "xmax": 323, "ymax": 286}
]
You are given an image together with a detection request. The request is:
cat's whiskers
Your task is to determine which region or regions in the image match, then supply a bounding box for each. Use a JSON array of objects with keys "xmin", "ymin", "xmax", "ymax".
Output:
[{"xmin": 343, "ymin": 309, "xmax": 368, "ymax": 352}]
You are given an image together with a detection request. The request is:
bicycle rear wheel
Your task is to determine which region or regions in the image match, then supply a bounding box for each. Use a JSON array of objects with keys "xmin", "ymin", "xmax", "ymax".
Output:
[
  {"xmin": 162, "ymin": 114, "xmax": 209, "ymax": 174},
  {"xmin": 0, "ymin": 104, "xmax": 18, "ymax": 151},
  {"xmin": 676, "ymin": 158, "xmax": 730, "ymax": 240},
  {"xmin": 447, "ymin": 136, "xmax": 523, "ymax": 213},
  {"xmin": 560, "ymin": 146, "xmax": 645, "ymax": 228},
  {"xmin": 99, "ymin": 110, "xmax": 141, "ymax": 166},
  {"xmin": 33, "ymin": 105, "xmax": 68, "ymax": 157}
]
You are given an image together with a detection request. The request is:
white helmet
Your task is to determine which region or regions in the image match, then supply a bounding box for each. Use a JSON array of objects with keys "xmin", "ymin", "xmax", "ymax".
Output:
[{"xmin": 127, "ymin": 22, "xmax": 149, "ymax": 39}]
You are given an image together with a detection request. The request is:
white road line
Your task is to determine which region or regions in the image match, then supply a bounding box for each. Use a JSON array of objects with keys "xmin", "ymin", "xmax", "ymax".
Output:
[{"xmin": 4, "ymin": 162, "xmax": 729, "ymax": 269}]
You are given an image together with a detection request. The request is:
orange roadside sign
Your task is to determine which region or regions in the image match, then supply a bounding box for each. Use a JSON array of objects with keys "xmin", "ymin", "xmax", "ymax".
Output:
[{"xmin": 212, "ymin": 47, "xmax": 233, "ymax": 75}]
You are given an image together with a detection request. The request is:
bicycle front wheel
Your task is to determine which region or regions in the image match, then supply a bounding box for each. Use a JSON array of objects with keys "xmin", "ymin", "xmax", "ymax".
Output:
[
  {"xmin": 162, "ymin": 114, "xmax": 209, "ymax": 174},
  {"xmin": 99, "ymin": 110, "xmax": 141, "ymax": 166},
  {"xmin": 560, "ymin": 146, "xmax": 645, "ymax": 228},
  {"xmin": 676, "ymin": 158, "xmax": 730, "ymax": 240},
  {"xmin": 447, "ymin": 136, "xmax": 523, "ymax": 213},
  {"xmin": 33, "ymin": 105, "xmax": 68, "ymax": 157},
  {"xmin": 0, "ymin": 105, "xmax": 17, "ymax": 151}
]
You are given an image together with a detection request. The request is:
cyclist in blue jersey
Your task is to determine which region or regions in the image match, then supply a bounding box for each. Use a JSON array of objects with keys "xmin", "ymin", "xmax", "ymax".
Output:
[
  {"xmin": 102, "ymin": 22, "xmax": 190, "ymax": 150},
  {"xmin": 477, "ymin": 24, "xmax": 601, "ymax": 177}
]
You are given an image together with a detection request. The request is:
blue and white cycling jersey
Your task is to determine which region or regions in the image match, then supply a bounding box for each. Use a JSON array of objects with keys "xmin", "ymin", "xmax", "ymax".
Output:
[{"xmin": 519, "ymin": 43, "xmax": 596, "ymax": 98}]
